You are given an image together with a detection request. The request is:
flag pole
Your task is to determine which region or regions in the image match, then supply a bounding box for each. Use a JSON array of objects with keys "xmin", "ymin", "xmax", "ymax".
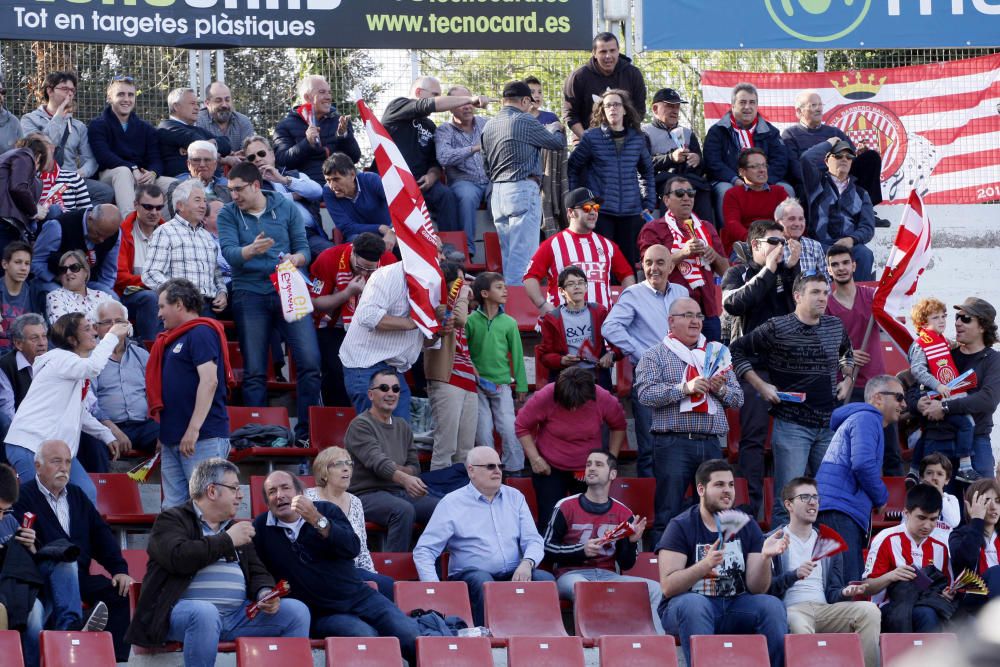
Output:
[{"xmin": 843, "ymin": 313, "xmax": 878, "ymax": 400}]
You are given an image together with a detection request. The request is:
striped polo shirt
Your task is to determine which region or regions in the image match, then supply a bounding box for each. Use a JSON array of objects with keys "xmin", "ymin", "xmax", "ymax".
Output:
[{"xmin": 178, "ymin": 505, "xmax": 246, "ymax": 611}]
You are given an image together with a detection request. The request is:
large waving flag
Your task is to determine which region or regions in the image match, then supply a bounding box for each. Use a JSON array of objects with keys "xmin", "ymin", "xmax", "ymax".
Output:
[
  {"xmin": 872, "ymin": 190, "xmax": 933, "ymax": 352},
  {"xmin": 355, "ymin": 98, "xmax": 444, "ymax": 337}
]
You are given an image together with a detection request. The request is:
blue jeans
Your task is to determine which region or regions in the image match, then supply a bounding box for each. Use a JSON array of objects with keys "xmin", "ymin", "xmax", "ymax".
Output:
[
  {"xmin": 311, "ymin": 589, "xmax": 420, "ymax": 661},
  {"xmin": 160, "ymin": 437, "xmax": 231, "ymax": 509},
  {"xmin": 631, "ymin": 381, "xmax": 654, "ymax": 478},
  {"xmin": 116, "ymin": 418, "xmax": 160, "ymax": 453},
  {"xmin": 166, "ymin": 598, "xmax": 311, "ymax": 667},
  {"xmin": 357, "ymin": 567, "xmax": 395, "ymax": 601},
  {"xmin": 771, "ymin": 419, "xmax": 833, "ymax": 525},
  {"xmin": 920, "ymin": 433, "xmax": 996, "ymax": 479},
  {"xmin": 663, "ymin": 592, "xmax": 787, "ymax": 667},
  {"xmin": 342, "ymin": 362, "xmax": 411, "ymax": 422},
  {"xmin": 450, "ymin": 180, "xmax": 488, "ymax": 255},
  {"xmin": 491, "ymin": 180, "xmax": 541, "ymax": 286},
  {"xmin": 232, "ymin": 289, "xmax": 322, "ymax": 440},
  {"xmin": 817, "ymin": 509, "xmax": 867, "ymax": 585},
  {"xmin": 651, "ymin": 433, "xmax": 722, "ymax": 544},
  {"xmin": 122, "ymin": 289, "xmax": 162, "ymax": 343},
  {"xmin": 453, "ymin": 566, "xmax": 556, "ymax": 626},
  {"xmin": 475, "ymin": 383, "xmax": 524, "ymax": 472},
  {"xmin": 5, "ymin": 443, "xmax": 96, "ymax": 504},
  {"xmin": 423, "ymin": 181, "xmax": 460, "ymax": 233},
  {"xmin": 22, "ymin": 560, "xmax": 83, "ymax": 667},
  {"xmin": 23, "ymin": 599, "xmax": 44, "ymax": 667}
]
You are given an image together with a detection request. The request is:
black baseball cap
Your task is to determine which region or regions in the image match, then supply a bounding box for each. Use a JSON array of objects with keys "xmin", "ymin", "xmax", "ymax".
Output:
[
  {"xmin": 564, "ymin": 187, "xmax": 603, "ymax": 209},
  {"xmin": 653, "ymin": 87, "xmax": 687, "ymax": 104},
  {"xmin": 826, "ymin": 139, "xmax": 857, "ymax": 158},
  {"xmin": 502, "ymin": 81, "xmax": 533, "ymax": 99}
]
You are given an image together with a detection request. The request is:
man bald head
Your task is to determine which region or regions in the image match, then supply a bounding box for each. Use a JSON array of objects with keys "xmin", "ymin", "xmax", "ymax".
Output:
[
  {"xmin": 668, "ymin": 297, "xmax": 703, "ymax": 346},
  {"xmin": 412, "ymin": 77, "xmax": 442, "ymax": 99},
  {"xmin": 642, "ymin": 244, "xmax": 673, "ymax": 292},
  {"xmin": 465, "ymin": 446, "xmax": 503, "ymax": 499},
  {"xmin": 86, "ymin": 204, "xmax": 122, "ymax": 245}
]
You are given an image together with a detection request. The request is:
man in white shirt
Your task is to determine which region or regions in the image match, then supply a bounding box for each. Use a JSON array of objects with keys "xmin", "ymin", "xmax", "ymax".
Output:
[{"xmin": 767, "ymin": 477, "xmax": 880, "ymax": 667}]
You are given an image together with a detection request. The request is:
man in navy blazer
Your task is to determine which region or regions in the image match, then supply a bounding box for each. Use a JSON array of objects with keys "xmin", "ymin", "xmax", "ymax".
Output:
[{"xmin": 14, "ymin": 439, "xmax": 134, "ymax": 662}]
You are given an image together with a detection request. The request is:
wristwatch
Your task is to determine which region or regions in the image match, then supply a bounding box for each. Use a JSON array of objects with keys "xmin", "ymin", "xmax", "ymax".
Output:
[
  {"xmin": 315, "ymin": 517, "xmax": 329, "ymax": 530},
  {"xmin": 941, "ymin": 400, "xmax": 950, "ymax": 415}
]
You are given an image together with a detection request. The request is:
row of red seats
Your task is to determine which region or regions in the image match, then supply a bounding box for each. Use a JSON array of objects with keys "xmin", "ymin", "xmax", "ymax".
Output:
[{"xmin": 8, "ymin": 628, "xmax": 957, "ymax": 666}]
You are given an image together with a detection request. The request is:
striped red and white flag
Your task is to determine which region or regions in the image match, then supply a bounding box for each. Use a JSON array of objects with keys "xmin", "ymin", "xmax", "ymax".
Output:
[
  {"xmin": 355, "ymin": 98, "xmax": 444, "ymax": 337},
  {"xmin": 701, "ymin": 53, "xmax": 1000, "ymax": 205},
  {"xmin": 872, "ymin": 190, "xmax": 933, "ymax": 352}
]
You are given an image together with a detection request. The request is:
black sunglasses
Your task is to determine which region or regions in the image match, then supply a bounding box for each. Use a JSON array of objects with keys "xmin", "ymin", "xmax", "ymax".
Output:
[
  {"xmin": 57, "ymin": 263, "xmax": 84, "ymax": 275},
  {"xmin": 669, "ymin": 188, "xmax": 696, "ymax": 198},
  {"xmin": 956, "ymin": 313, "xmax": 975, "ymax": 324},
  {"xmin": 370, "ymin": 384, "xmax": 401, "ymax": 393},
  {"xmin": 112, "ymin": 75, "xmax": 135, "ymax": 83},
  {"xmin": 470, "ymin": 463, "xmax": 505, "ymax": 471},
  {"xmin": 761, "ymin": 237, "xmax": 786, "ymax": 246},
  {"xmin": 878, "ymin": 391, "xmax": 906, "ymax": 403},
  {"xmin": 246, "ymin": 149, "xmax": 268, "ymax": 163},
  {"xmin": 139, "ymin": 203, "xmax": 164, "ymax": 211}
]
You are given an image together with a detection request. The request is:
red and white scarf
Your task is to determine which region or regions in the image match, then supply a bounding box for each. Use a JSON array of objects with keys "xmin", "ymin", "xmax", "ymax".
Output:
[
  {"xmin": 915, "ymin": 327, "xmax": 961, "ymax": 386},
  {"xmin": 731, "ymin": 113, "xmax": 758, "ymax": 149},
  {"xmin": 662, "ymin": 332, "xmax": 714, "ymax": 414},
  {"xmin": 663, "ymin": 211, "xmax": 712, "ymax": 291}
]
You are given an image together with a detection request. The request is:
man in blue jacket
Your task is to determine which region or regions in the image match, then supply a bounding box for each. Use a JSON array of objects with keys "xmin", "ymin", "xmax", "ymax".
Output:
[
  {"xmin": 703, "ymin": 83, "xmax": 792, "ymax": 222},
  {"xmin": 88, "ymin": 77, "xmax": 174, "ymax": 216},
  {"xmin": 217, "ymin": 162, "xmax": 321, "ymax": 444},
  {"xmin": 816, "ymin": 374, "xmax": 903, "ymax": 583},
  {"xmin": 273, "ymin": 75, "xmax": 361, "ymax": 186}
]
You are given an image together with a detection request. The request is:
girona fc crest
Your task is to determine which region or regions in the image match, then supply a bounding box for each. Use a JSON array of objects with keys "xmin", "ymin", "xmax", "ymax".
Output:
[{"xmin": 826, "ymin": 103, "xmax": 908, "ymax": 182}]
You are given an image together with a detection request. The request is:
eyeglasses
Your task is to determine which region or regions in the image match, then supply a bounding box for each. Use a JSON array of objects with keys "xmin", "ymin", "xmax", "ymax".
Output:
[
  {"xmin": 575, "ymin": 203, "xmax": 600, "ymax": 213},
  {"xmin": 831, "ymin": 152, "xmax": 855, "ymax": 161},
  {"xmin": 53, "ymin": 85, "xmax": 76, "ymax": 93},
  {"xmin": 561, "ymin": 280, "xmax": 587, "ymax": 289},
  {"xmin": 744, "ymin": 162, "xmax": 768, "ymax": 170},
  {"xmin": 111, "ymin": 75, "xmax": 135, "ymax": 83},
  {"xmin": 671, "ymin": 312, "xmax": 705, "ymax": 320},
  {"xmin": 57, "ymin": 263, "xmax": 84, "ymax": 275},
  {"xmin": 227, "ymin": 183, "xmax": 252, "ymax": 195},
  {"xmin": 245, "ymin": 149, "xmax": 269, "ymax": 163},
  {"xmin": 603, "ymin": 102, "xmax": 624, "ymax": 109},
  {"xmin": 470, "ymin": 463, "xmax": 505, "ymax": 471},
  {"xmin": 793, "ymin": 494, "xmax": 820, "ymax": 504},
  {"xmin": 97, "ymin": 318, "xmax": 128, "ymax": 326},
  {"xmin": 878, "ymin": 391, "xmax": 906, "ymax": 403},
  {"xmin": 760, "ymin": 237, "xmax": 786, "ymax": 246},
  {"xmin": 139, "ymin": 203, "xmax": 164, "ymax": 211},
  {"xmin": 212, "ymin": 482, "xmax": 241, "ymax": 493},
  {"xmin": 189, "ymin": 157, "xmax": 214, "ymax": 164},
  {"xmin": 956, "ymin": 313, "xmax": 975, "ymax": 324},
  {"xmin": 669, "ymin": 188, "xmax": 696, "ymax": 198},
  {"xmin": 327, "ymin": 459, "xmax": 354, "ymax": 469},
  {"xmin": 370, "ymin": 384, "xmax": 401, "ymax": 393}
]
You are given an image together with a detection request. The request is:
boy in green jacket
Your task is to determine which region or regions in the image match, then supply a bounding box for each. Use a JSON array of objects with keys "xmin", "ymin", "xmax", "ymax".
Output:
[{"xmin": 465, "ymin": 271, "xmax": 528, "ymax": 475}]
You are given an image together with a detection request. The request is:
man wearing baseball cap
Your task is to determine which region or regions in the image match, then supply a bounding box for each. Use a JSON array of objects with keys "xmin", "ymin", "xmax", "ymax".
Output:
[
  {"xmin": 481, "ymin": 81, "xmax": 566, "ymax": 286},
  {"xmin": 917, "ymin": 297, "xmax": 1000, "ymax": 478},
  {"xmin": 523, "ymin": 187, "xmax": 635, "ymax": 314},
  {"xmin": 642, "ymin": 88, "xmax": 712, "ymax": 220}
]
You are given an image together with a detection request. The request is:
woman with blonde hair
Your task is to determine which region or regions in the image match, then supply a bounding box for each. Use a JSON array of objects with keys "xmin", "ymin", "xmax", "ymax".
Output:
[
  {"xmin": 46, "ymin": 249, "xmax": 114, "ymax": 322},
  {"xmin": 307, "ymin": 446, "xmax": 394, "ymax": 598}
]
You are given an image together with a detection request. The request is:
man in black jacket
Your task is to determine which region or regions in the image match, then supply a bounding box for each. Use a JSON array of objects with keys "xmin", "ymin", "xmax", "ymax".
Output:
[
  {"xmin": 721, "ymin": 220, "xmax": 799, "ymax": 515},
  {"xmin": 563, "ymin": 33, "xmax": 647, "ymax": 141},
  {"xmin": 13, "ymin": 440, "xmax": 130, "ymax": 660},
  {"xmin": 125, "ymin": 458, "xmax": 309, "ymax": 667},
  {"xmin": 157, "ymin": 88, "xmax": 232, "ymax": 179},
  {"xmin": 31, "ymin": 204, "xmax": 121, "ymax": 294},
  {"xmin": 253, "ymin": 470, "xmax": 419, "ymax": 660},
  {"xmin": 0, "ymin": 313, "xmax": 47, "ymax": 439}
]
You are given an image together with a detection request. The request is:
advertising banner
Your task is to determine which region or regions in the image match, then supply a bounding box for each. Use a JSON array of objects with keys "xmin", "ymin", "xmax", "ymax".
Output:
[
  {"xmin": 642, "ymin": 0, "xmax": 1000, "ymax": 51},
  {"xmin": 1, "ymin": 0, "xmax": 592, "ymax": 50},
  {"xmin": 701, "ymin": 54, "xmax": 1000, "ymax": 205}
]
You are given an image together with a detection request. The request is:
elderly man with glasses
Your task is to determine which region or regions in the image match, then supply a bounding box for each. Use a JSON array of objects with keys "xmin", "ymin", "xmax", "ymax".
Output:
[
  {"xmin": 344, "ymin": 368, "xmax": 440, "ymax": 553},
  {"xmin": 157, "ymin": 88, "xmax": 232, "ymax": 179},
  {"xmin": 164, "ymin": 140, "xmax": 232, "ymax": 219},
  {"xmin": 414, "ymin": 445, "xmax": 553, "ymax": 625}
]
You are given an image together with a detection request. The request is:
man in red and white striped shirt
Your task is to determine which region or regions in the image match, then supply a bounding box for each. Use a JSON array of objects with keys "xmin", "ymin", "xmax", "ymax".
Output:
[
  {"xmin": 523, "ymin": 187, "xmax": 635, "ymax": 314},
  {"xmin": 863, "ymin": 484, "xmax": 951, "ymax": 631}
]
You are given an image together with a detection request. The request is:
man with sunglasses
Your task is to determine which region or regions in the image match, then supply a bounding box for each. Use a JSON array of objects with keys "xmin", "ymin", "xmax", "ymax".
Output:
[
  {"xmin": 113, "ymin": 184, "xmax": 165, "ymax": 342},
  {"xmin": 524, "ymin": 187, "xmax": 635, "ymax": 314},
  {"xmin": 815, "ymin": 374, "xmax": 901, "ymax": 584},
  {"xmin": 309, "ymin": 232, "xmax": 396, "ymax": 407},
  {"xmin": 414, "ymin": 445, "xmax": 552, "ymax": 626},
  {"xmin": 157, "ymin": 88, "xmax": 232, "ymax": 179},
  {"xmin": 344, "ymin": 369, "xmax": 440, "ymax": 553},
  {"xmin": 721, "ymin": 220, "xmax": 799, "ymax": 516},
  {"xmin": 800, "ymin": 138, "xmax": 876, "ymax": 281}
]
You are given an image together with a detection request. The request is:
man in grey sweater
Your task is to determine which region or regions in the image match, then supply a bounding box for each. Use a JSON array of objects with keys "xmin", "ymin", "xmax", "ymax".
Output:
[{"xmin": 344, "ymin": 368, "xmax": 439, "ymax": 552}]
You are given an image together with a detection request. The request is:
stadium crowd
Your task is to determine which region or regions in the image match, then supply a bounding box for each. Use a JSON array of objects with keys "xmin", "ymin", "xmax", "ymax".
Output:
[{"xmin": 0, "ymin": 31, "xmax": 996, "ymax": 666}]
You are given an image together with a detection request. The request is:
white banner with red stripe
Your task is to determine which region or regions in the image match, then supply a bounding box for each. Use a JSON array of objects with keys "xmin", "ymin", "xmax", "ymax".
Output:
[
  {"xmin": 872, "ymin": 190, "xmax": 933, "ymax": 352},
  {"xmin": 355, "ymin": 98, "xmax": 444, "ymax": 337},
  {"xmin": 701, "ymin": 53, "xmax": 1000, "ymax": 205}
]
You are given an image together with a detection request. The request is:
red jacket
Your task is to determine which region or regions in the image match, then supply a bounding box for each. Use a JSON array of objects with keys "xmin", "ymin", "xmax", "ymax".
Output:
[
  {"xmin": 115, "ymin": 211, "xmax": 164, "ymax": 295},
  {"xmin": 537, "ymin": 303, "xmax": 614, "ymax": 377},
  {"xmin": 720, "ymin": 184, "xmax": 788, "ymax": 256}
]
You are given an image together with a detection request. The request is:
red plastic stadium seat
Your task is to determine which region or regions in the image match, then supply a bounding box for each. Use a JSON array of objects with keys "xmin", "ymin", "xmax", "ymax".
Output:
[
  {"xmin": 416, "ymin": 636, "xmax": 492, "ymax": 667},
  {"xmin": 610, "ymin": 477, "xmax": 655, "ymax": 523},
  {"xmin": 236, "ymin": 637, "xmax": 312, "ymax": 666},
  {"xmin": 597, "ymin": 635, "xmax": 679, "ymax": 667},
  {"xmin": 308, "ymin": 405, "xmax": 356, "ymax": 450},
  {"xmin": 484, "ymin": 232, "xmax": 502, "ymax": 273},
  {"xmin": 325, "ymin": 636, "xmax": 402, "ymax": 667},
  {"xmin": 0, "ymin": 630, "xmax": 25, "ymax": 667},
  {"xmin": 483, "ymin": 581, "xmax": 567, "ymax": 640},
  {"xmin": 89, "ymin": 548, "xmax": 149, "ymax": 583},
  {"xmin": 880, "ymin": 633, "xmax": 957, "ymax": 666},
  {"xmin": 504, "ymin": 478, "xmax": 539, "ymax": 523},
  {"xmin": 505, "ymin": 286, "xmax": 541, "ymax": 332},
  {"xmin": 871, "ymin": 477, "xmax": 907, "ymax": 532},
  {"xmin": 623, "ymin": 552, "xmax": 659, "ymax": 581},
  {"xmin": 89, "ymin": 473, "xmax": 157, "ymax": 525},
  {"xmin": 227, "ymin": 406, "xmax": 318, "ymax": 463},
  {"xmin": 372, "ymin": 552, "xmax": 419, "ymax": 581},
  {"xmin": 506, "ymin": 636, "xmax": 584, "ymax": 667},
  {"xmin": 689, "ymin": 634, "xmax": 769, "ymax": 667},
  {"xmin": 395, "ymin": 581, "xmax": 474, "ymax": 627},
  {"xmin": 573, "ymin": 581, "xmax": 658, "ymax": 641},
  {"xmin": 249, "ymin": 475, "xmax": 315, "ymax": 518},
  {"xmin": 438, "ymin": 231, "xmax": 486, "ymax": 273},
  {"xmin": 785, "ymin": 633, "xmax": 864, "ymax": 667},
  {"xmin": 881, "ymin": 340, "xmax": 909, "ymax": 376},
  {"xmin": 40, "ymin": 631, "xmax": 116, "ymax": 666}
]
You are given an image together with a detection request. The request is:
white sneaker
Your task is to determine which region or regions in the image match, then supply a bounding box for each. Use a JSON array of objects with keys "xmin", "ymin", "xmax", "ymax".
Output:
[{"xmin": 82, "ymin": 601, "xmax": 108, "ymax": 632}]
